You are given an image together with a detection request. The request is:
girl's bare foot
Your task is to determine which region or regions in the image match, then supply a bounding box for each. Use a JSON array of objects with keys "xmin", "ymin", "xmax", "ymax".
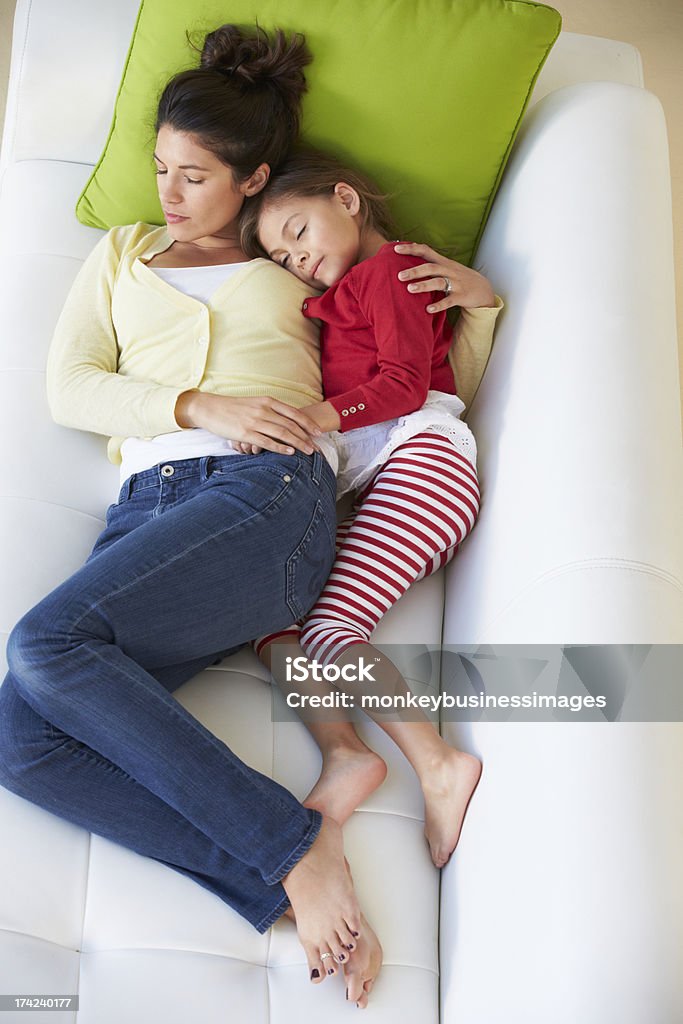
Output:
[
  {"xmin": 304, "ymin": 739, "xmax": 387, "ymax": 825},
  {"xmin": 421, "ymin": 749, "xmax": 482, "ymax": 868},
  {"xmin": 343, "ymin": 913, "xmax": 383, "ymax": 1009},
  {"xmin": 281, "ymin": 815, "xmax": 362, "ymax": 982}
]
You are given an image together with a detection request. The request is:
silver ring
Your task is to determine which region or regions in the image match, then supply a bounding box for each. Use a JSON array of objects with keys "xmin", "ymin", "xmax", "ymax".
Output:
[
  {"xmin": 442, "ymin": 276, "xmax": 452, "ymax": 296},
  {"xmin": 320, "ymin": 952, "xmax": 333, "ymax": 961}
]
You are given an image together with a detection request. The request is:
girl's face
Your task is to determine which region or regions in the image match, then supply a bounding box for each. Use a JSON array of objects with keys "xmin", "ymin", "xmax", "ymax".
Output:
[
  {"xmin": 257, "ymin": 184, "xmax": 362, "ymax": 289},
  {"xmin": 154, "ymin": 126, "xmax": 268, "ymax": 247}
]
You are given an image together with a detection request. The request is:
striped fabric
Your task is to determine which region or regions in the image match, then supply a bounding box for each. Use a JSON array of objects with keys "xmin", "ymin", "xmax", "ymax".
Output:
[{"xmin": 254, "ymin": 433, "xmax": 480, "ymax": 664}]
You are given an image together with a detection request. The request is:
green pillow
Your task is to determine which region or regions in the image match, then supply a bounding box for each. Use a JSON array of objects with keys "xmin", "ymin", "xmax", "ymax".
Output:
[{"xmin": 76, "ymin": 0, "xmax": 561, "ymax": 266}]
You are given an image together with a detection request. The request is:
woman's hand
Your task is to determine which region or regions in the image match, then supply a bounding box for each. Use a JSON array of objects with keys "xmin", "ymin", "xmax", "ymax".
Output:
[
  {"xmin": 226, "ymin": 401, "xmax": 339, "ymax": 455},
  {"xmin": 230, "ymin": 441, "xmax": 264, "ymax": 455},
  {"xmin": 394, "ymin": 242, "xmax": 496, "ymax": 314},
  {"xmin": 174, "ymin": 392, "xmax": 323, "ymax": 456}
]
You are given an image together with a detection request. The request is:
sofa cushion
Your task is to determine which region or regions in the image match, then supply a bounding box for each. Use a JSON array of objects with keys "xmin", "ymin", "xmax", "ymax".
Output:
[{"xmin": 76, "ymin": 0, "xmax": 561, "ymax": 266}]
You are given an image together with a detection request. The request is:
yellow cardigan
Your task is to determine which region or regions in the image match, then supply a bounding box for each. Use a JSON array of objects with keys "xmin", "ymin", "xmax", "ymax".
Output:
[{"xmin": 46, "ymin": 222, "xmax": 504, "ymax": 465}]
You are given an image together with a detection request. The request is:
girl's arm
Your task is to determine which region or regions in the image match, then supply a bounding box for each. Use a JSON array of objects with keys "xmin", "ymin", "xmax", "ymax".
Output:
[{"xmin": 312, "ymin": 250, "xmax": 467, "ymax": 432}]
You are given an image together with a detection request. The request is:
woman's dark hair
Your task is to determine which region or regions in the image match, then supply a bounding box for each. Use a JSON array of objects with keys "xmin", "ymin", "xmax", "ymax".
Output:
[
  {"xmin": 240, "ymin": 147, "xmax": 396, "ymax": 258},
  {"xmin": 155, "ymin": 24, "xmax": 312, "ymax": 182}
]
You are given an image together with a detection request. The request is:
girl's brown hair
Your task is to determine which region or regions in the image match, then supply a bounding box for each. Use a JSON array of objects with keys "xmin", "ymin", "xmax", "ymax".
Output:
[
  {"xmin": 240, "ymin": 147, "xmax": 396, "ymax": 258},
  {"xmin": 156, "ymin": 24, "xmax": 312, "ymax": 182}
]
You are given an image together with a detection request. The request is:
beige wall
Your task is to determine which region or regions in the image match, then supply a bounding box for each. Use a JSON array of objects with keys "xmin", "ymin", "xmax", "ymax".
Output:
[
  {"xmin": 0, "ymin": 0, "xmax": 13, "ymax": 140},
  {"xmin": 0, "ymin": 0, "xmax": 681, "ymax": 397},
  {"xmin": 556, "ymin": 0, "xmax": 683, "ymax": 406}
]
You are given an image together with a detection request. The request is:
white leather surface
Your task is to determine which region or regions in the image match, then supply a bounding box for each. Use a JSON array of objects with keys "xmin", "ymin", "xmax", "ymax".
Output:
[
  {"xmin": 439, "ymin": 720, "xmax": 683, "ymax": 1023},
  {"xmin": 0, "ymin": 0, "xmax": 140, "ymax": 173},
  {"xmin": 1, "ymin": 3, "xmax": 682, "ymax": 1022},
  {"xmin": 530, "ymin": 31, "xmax": 643, "ymax": 107},
  {"xmin": 444, "ymin": 82, "xmax": 683, "ymax": 643}
]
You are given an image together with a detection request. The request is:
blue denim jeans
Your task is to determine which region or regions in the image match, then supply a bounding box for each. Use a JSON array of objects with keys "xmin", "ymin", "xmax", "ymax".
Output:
[{"xmin": 0, "ymin": 450, "xmax": 337, "ymax": 932}]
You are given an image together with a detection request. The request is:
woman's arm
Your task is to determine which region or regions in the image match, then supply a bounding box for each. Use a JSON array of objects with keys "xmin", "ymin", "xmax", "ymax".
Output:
[
  {"xmin": 393, "ymin": 242, "xmax": 504, "ymax": 409},
  {"xmin": 47, "ymin": 231, "xmax": 323, "ymax": 455},
  {"xmin": 393, "ymin": 242, "xmax": 495, "ymax": 312},
  {"xmin": 448, "ymin": 298, "xmax": 504, "ymax": 410},
  {"xmin": 46, "ymin": 230, "xmax": 186, "ymax": 439}
]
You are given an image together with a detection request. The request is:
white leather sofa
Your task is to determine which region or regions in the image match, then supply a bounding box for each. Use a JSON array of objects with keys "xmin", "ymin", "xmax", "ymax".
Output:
[{"xmin": 1, "ymin": 2, "xmax": 682, "ymax": 1022}]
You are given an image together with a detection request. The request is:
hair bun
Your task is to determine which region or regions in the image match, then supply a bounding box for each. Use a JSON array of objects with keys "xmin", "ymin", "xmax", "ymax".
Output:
[{"xmin": 200, "ymin": 24, "xmax": 310, "ymax": 101}]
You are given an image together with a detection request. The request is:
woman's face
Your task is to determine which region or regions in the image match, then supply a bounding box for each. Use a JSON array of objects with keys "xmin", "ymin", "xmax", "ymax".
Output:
[
  {"xmin": 154, "ymin": 126, "xmax": 267, "ymax": 247},
  {"xmin": 257, "ymin": 184, "xmax": 362, "ymax": 289}
]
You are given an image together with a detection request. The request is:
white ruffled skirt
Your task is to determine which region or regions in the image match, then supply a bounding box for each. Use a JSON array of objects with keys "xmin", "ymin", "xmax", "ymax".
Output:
[{"xmin": 328, "ymin": 390, "xmax": 477, "ymax": 497}]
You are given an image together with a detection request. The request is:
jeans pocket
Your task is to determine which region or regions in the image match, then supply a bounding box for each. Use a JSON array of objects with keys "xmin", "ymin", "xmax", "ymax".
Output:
[{"xmin": 285, "ymin": 498, "xmax": 336, "ymax": 621}]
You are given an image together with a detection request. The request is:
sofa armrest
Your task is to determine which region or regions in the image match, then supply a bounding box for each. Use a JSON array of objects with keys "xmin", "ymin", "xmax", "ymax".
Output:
[
  {"xmin": 438, "ymin": 81, "xmax": 683, "ymax": 1023},
  {"xmin": 443, "ymin": 82, "xmax": 683, "ymax": 644},
  {"xmin": 0, "ymin": 0, "xmax": 139, "ymax": 174}
]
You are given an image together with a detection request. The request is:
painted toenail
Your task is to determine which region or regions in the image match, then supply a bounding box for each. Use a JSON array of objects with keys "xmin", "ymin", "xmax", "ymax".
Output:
[
  {"xmin": 352, "ymin": 931, "xmax": 359, "ymax": 937},
  {"xmin": 327, "ymin": 968, "xmax": 334, "ymax": 975},
  {"xmin": 347, "ymin": 944, "xmax": 354, "ymax": 950},
  {"xmin": 311, "ymin": 969, "xmax": 320, "ymax": 979}
]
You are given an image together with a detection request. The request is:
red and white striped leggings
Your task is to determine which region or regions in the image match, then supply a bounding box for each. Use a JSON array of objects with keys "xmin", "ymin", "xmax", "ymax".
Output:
[{"xmin": 255, "ymin": 432, "xmax": 480, "ymax": 666}]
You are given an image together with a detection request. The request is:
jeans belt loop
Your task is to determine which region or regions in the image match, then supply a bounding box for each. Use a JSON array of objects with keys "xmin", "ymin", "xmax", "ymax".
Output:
[
  {"xmin": 311, "ymin": 450, "xmax": 322, "ymax": 485},
  {"xmin": 125, "ymin": 473, "xmax": 136, "ymax": 500},
  {"xmin": 200, "ymin": 455, "xmax": 212, "ymax": 482}
]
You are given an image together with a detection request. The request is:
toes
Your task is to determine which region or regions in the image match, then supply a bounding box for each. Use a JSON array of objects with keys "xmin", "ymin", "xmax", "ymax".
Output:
[
  {"xmin": 330, "ymin": 939, "xmax": 348, "ymax": 966},
  {"xmin": 321, "ymin": 946, "xmax": 339, "ymax": 977},
  {"xmin": 344, "ymin": 903, "xmax": 362, "ymax": 937},
  {"xmin": 345, "ymin": 969, "xmax": 364, "ymax": 1004},
  {"xmin": 337, "ymin": 924, "xmax": 357, "ymax": 952},
  {"xmin": 304, "ymin": 945, "xmax": 325, "ymax": 984},
  {"xmin": 356, "ymin": 979, "xmax": 375, "ymax": 1009},
  {"xmin": 425, "ymin": 829, "xmax": 449, "ymax": 869},
  {"xmin": 356, "ymin": 975, "xmax": 377, "ymax": 1008}
]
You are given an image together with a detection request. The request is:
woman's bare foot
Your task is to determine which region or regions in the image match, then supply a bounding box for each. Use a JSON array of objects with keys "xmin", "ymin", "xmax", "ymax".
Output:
[
  {"xmin": 343, "ymin": 913, "xmax": 383, "ymax": 1009},
  {"xmin": 281, "ymin": 815, "xmax": 362, "ymax": 982},
  {"xmin": 303, "ymin": 738, "xmax": 387, "ymax": 825},
  {"xmin": 421, "ymin": 749, "xmax": 482, "ymax": 868}
]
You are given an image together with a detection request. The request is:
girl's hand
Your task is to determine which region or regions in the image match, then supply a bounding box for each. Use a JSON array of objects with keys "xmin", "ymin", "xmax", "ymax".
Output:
[
  {"xmin": 175, "ymin": 392, "xmax": 322, "ymax": 456},
  {"xmin": 299, "ymin": 400, "xmax": 341, "ymax": 433},
  {"xmin": 394, "ymin": 242, "xmax": 496, "ymax": 314}
]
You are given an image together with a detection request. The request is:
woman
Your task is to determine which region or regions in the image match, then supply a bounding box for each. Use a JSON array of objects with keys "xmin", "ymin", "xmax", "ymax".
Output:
[{"xmin": 0, "ymin": 24, "xmax": 379, "ymax": 1007}]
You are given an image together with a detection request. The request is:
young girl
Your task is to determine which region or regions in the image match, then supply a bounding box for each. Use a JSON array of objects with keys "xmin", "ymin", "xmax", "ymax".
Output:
[{"xmin": 239, "ymin": 150, "xmax": 504, "ymax": 869}]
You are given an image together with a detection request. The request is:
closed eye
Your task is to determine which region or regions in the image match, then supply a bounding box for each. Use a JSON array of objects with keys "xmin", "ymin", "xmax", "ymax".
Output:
[{"xmin": 153, "ymin": 169, "xmax": 203, "ymax": 184}]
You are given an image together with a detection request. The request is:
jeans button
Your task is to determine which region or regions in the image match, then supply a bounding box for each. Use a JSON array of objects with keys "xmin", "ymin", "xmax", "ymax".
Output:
[{"xmin": 161, "ymin": 465, "xmax": 175, "ymax": 477}]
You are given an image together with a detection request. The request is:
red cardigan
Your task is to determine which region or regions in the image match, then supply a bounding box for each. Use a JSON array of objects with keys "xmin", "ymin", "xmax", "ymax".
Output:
[{"xmin": 302, "ymin": 243, "xmax": 455, "ymax": 432}]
